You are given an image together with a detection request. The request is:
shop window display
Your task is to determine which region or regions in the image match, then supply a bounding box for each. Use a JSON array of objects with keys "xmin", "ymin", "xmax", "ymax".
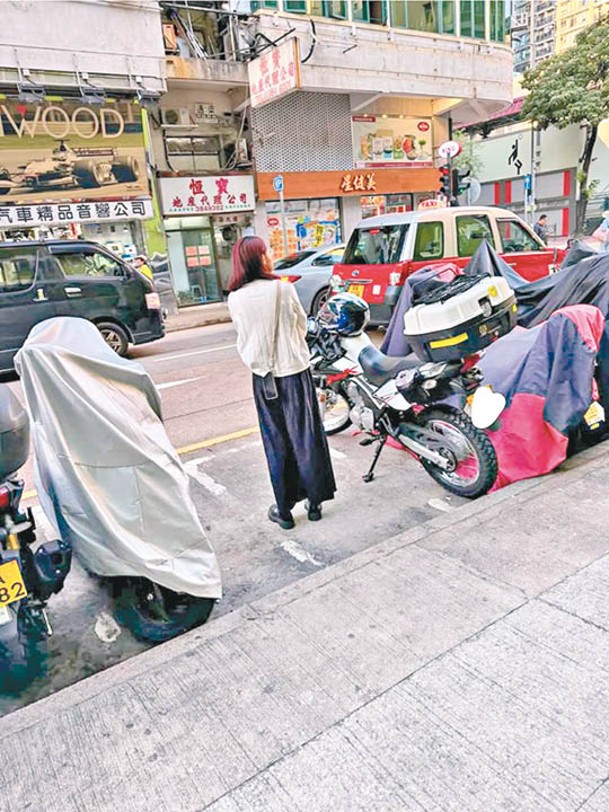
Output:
[{"xmin": 265, "ymin": 198, "xmax": 341, "ymax": 262}]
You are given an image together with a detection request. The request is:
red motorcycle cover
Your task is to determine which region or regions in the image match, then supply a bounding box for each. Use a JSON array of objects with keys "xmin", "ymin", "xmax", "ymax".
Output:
[{"xmin": 480, "ymin": 305, "xmax": 605, "ymax": 490}]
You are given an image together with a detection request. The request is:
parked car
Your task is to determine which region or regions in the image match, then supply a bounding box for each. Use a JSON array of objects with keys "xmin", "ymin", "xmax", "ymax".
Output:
[
  {"xmin": 273, "ymin": 244, "xmax": 345, "ymax": 315},
  {"xmin": 0, "ymin": 240, "xmax": 164, "ymax": 373},
  {"xmin": 332, "ymin": 206, "xmax": 566, "ymax": 325}
]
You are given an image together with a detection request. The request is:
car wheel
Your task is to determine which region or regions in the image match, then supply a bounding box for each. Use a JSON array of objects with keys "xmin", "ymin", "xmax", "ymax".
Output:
[
  {"xmin": 97, "ymin": 322, "xmax": 129, "ymax": 356},
  {"xmin": 311, "ymin": 286, "xmax": 330, "ymax": 316},
  {"xmin": 73, "ymin": 159, "xmax": 103, "ymax": 188}
]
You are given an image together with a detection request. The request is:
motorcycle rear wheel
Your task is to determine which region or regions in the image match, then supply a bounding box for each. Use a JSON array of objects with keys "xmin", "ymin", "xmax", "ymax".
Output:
[
  {"xmin": 418, "ymin": 408, "xmax": 497, "ymax": 498},
  {"xmin": 112, "ymin": 577, "xmax": 215, "ymax": 643},
  {"xmin": 0, "ymin": 605, "xmax": 47, "ymax": 693}
]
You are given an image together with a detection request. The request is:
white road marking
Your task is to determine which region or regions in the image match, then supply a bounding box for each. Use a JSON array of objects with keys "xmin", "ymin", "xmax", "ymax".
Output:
[
  {"xmin": 279, "ymin": 539, "xmax": 324, "ymax": 567},
  {"xmin": 184, "ymin": 460, "xmax": 227, "ymax": 496},
  {"xmin": 329, "ymin": 447, "xmax": 346, "ymax": 460},
  {"xmin": 152, "ymin": 343, "xmax": 237, "ymax": 363},
  {"xmin": 157, "ymin": 377, "xmax": 202, "ymax": 391},
  {"xmin": 94, "ymin": 612, "xmax": 122, "ymax": 644},
  {"xmin": 428, "ymin": 497, "xmax": 454, "ymax": 512}
]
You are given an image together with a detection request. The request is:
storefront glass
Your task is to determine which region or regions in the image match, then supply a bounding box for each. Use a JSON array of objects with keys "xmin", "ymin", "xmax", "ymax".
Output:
[
  {"xmin": 164, "ymin": 216, "xmax": 221, "ymax": 306},
  {"xmin": 360, "ymin": 193, "xmax": 414, "ymax": 219},
  {"xmin": 265, "ymin": 198, "xmax": 342, "ymax": 262}
]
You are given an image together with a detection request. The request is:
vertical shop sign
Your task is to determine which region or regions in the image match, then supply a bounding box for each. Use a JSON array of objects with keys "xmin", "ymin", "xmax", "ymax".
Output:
[{"xmin": 248, "ymin": 39, "xmax": 301, "ymax": 109}]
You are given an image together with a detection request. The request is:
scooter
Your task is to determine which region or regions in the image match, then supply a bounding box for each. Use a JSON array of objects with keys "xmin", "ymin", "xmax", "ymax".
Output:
[
  {"xmin": 0, "ymin": 386, "xmax": 71, "ymax": 691},
  {"xmin": 15, "ymin": 317, "xmax": 221, "ymax": 644}
]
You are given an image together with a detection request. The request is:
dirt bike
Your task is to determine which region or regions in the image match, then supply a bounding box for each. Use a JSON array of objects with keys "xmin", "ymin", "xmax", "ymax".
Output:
[{"xmin": 308, "ymin": 322, "xmax": 503, "ymax": 498}]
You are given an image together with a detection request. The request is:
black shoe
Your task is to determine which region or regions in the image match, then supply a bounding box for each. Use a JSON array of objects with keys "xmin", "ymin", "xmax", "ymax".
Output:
[
  {"xmin": 268, "ymin": 504, "xmax": 295, "ymax": 530},
  {"xmin": 305, "ymin": 501, "xmax": 322, "ymax": 522}
]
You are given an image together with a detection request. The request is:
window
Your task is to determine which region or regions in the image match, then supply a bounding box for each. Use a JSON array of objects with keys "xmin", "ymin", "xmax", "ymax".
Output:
[
  {"xmin": 0, "ymin": 247, "xmax": 37, "ymax": 292},
  {"xmin": 275, "ymin": 251, "xmax": 316, "ymax": 270},
  {"xmin": 490, "ymin": 0, "xmax": 505, "ymax": 41},
  {"xmin": 344, "ymin": 224, "xmax": 408, "ymax": 265},
  {"xmin": 413, "ymin": 221, "xmax": 444, "ymax": 261},
  {"xmin": 460, "ymin": 0, "xmax": 486, "ymax": 37},
  {"xmin": 284, "ymin": 0, "xmax": 307, "ymax": 12},
  {"xmin": 456, "ymin": 215, "xmax": 495, "ymax": 257},
  {"xmin": 324, "ymin": 0, "xmax": 348, "ymax": 18},
  {"xmin": 312, "ymin": 247, "xmax": 344, "ymax": 266},
  {"xmin": 497, "ymin": 220, "xmax": 544, "ymax": 252},
  {"xmin": 53, "ymin": 249, "xmax": 125, "ymax": 278}
]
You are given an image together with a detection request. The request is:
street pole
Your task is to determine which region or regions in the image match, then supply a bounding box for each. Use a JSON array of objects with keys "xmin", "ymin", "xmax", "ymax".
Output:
[{"xmin": 279, "ymin": 187, "xmax": 288, "ymax": 257}]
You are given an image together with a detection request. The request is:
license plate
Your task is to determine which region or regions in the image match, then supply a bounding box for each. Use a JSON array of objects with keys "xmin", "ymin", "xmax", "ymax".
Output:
[
  {"xmin": 584, "ymin": 401, "xmax": 605, "ymax": 428},
  {"xmin": 0, "ymin": 560, "xmax": 27, "ymax": 607},
  {"xmin": 348, "ymin": 284, "xmax": 364, "ymax": 298}
]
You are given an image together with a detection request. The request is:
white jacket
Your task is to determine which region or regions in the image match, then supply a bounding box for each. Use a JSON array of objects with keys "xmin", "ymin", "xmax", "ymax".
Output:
[{"xmin": 228, "ymin": 279, "xmax": 310, "ymax": 377}]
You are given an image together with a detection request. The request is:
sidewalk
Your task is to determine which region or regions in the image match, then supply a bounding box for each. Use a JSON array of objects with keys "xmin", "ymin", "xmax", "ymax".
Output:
[
  {"xmin": 165, "ymin": 301, "xmax": 231, "ymax": 333},
  {"xmin": 3, "ymin": 443, "xmax": 609, "ymax": 811}
]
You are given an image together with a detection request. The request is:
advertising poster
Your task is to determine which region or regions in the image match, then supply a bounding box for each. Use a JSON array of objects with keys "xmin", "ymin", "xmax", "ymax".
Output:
[
  {"xmin": 352, "ymin": 115, "xmax": 433, "ymax": 168},
  {"xmin": 265, "ymin": 198, "xmax": 341, "ymax": 262},
  {"xmin": 0, "ymin": 100, "xmax": 148, "ymax": 204}
]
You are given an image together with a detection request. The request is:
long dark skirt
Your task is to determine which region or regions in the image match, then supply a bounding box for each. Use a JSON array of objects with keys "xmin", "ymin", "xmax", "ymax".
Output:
[{"xmin": 253, "ymin": 368, "xmax": 336, "ymax": 517}]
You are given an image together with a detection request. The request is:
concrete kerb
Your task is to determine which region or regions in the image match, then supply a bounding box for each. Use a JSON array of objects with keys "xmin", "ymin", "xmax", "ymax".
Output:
[{"xmin": 2, "ymin": 439, "xmax": 608, "ymax": 739}]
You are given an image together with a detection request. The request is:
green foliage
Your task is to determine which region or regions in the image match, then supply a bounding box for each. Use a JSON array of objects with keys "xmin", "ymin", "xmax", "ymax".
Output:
[
  {"xmin": 521, "ymin": 15, "xmax": 609, "ymax": 129},
  {"xmin": 452, "ymin": 130, "xmax": 484, "ymax": 177}
]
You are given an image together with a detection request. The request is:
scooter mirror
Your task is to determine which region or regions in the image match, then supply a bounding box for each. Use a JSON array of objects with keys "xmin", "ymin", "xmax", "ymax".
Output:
[{"xmin": 470, "ymin": 385, "xmax": 505, "ymax": 429}]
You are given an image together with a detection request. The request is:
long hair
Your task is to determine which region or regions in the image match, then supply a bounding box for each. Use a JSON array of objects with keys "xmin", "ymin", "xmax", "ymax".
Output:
[{"xmin": 228, "ymin": 236, "xmax": 274, "ymax": 292}]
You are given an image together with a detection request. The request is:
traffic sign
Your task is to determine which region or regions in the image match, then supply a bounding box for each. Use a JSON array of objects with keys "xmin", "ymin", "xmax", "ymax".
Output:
[
  {"xmin": 438, "ymin": 140, "xmax": 462, "ymax": 159},
  {"xmin": 273, "ymin": 175, "xmax": 284, "ymax": 193},
  {"xmin": 523, "ymin": 173, "xmax": 532, "ymax": 192}
]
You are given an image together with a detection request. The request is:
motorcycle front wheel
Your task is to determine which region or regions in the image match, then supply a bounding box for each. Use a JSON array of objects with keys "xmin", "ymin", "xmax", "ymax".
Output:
[
  {"xmin": 316, "ymin": 382, "xmax": 352, "ymax": 435},
  {"xmin": 112, "ymin": 577, "xmax": 215, "ymax": 643},
  {"xmin": 418, "ymin": 408, "xmax": 498, "ymax": 498}
]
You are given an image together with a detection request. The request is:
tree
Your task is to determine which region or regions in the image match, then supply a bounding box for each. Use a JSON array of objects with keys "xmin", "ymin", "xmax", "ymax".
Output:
[
  {"xmin": 452, "ymin": 129, "xmax": 484, "ymax": 179},
  {"xmin": 521, "ymin": 15, "xmax": 609, "ymax": 234}
]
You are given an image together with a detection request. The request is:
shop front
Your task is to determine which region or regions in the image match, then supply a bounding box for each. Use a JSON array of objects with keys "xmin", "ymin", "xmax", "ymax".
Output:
[
  {"xmin": 158, "ymin": 174, "xmax": 255, "ymax": 306},
  {"xmin": 0, "ymin": 98, "xmax": 153, "ymax": 257},
  {"xmin": 256, "ymin": 167, "xmax": 437, "ymax": 261}
]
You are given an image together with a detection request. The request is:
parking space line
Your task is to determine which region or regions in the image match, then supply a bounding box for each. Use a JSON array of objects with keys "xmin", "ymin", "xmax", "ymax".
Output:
[
  {"xmin": 151, "ymin": 344, "xmax": 237, "ymax": 363},
  {"xmin": 184, "ymin": 460, "xmax": 227, "ymax": 496}
]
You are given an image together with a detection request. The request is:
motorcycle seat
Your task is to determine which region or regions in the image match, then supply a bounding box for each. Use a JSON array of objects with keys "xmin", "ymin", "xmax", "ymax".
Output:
[{"xmin": 358, "ymin": 344, "xmax": 420, "ymax": 387}]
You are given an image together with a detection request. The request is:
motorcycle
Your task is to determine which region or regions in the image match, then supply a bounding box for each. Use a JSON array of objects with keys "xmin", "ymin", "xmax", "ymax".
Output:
[
  {"xmin": 308, "ymin": 292, "xmax": 509, "ymax": 499},
  {"xmin": 0, "ymin": 386, "xmax": 71, "ymax": 691},
  {"xmin": 15, "ymin": 317, "xmax": 222, "ymax": 644}
]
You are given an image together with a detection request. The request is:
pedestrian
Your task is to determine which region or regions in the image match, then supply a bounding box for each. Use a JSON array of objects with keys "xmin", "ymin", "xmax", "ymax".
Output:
[
  {"xmin": 533, "ymin": 214, "xmax": 549, "ymax": 242},
  {"xmin": 227, "ymin": 236, "xmax": 336, "ymax": 530},
  {"xmin": 133, "ymin": 254, "xmax": 154, "ymax": 281},
  {"xmin": 592, "ymin": 211, "xmax": 609, "ymax": 252}
]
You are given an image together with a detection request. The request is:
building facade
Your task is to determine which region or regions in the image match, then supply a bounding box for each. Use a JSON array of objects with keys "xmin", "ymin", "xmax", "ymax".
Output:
[
  {"xmin": 0, "ymin": 0, "xmax": 164, "ymax": 257},
  {"xmin": 555, "ymin": 0, "xmax": 609, "ymax": 53},
  {"xmin": 510, "ymin": 0, "xmax": 556, "ymax": 74},
  {"xmin": 0, "ymin": 0, "xmax": 514, "ymax": 309}
]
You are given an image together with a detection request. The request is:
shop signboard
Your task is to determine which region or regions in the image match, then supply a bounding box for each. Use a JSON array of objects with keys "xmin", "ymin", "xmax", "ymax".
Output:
[
  {"xmin": 0, "ymin": 198, "xmax": 153, "ymax": 229},
  {"xmin": 159, "ymin": 175, "xmax": 255, "ymax": 216},
  {"xmin": 248, "ymin": 39, "xmax": 301, "ymax": 109},
  {"xmin": 0, "ymin": 100, "xmax": 148, "ymax": 204},
  {"xmin": 352, "ymin": 115, "xmax": 433, "ymax": 168}
]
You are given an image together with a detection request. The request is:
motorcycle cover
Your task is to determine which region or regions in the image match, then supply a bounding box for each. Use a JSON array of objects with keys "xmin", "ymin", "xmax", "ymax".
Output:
[
  {"xmin": 479, "ymin": 305, "xmax": 604, "ymax": 490},
  {"xmin": 14, "ymin": 317, "xmax": 222, "ymax": 599}
]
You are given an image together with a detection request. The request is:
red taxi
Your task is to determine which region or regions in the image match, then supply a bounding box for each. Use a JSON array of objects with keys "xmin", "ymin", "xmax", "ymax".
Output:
[{"xmin": 332, "ymin": 206, "xmax": 564, "ymax": 325}]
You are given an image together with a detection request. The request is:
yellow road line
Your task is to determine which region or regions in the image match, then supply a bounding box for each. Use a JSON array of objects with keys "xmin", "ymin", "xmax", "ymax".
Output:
[
  {"xmin": 176, "ymin": 426, "xmax": 259, "ymax": 455},
  {"xmin": 21, "ymin": 426, "xmax": 260, "ymax": 502}
]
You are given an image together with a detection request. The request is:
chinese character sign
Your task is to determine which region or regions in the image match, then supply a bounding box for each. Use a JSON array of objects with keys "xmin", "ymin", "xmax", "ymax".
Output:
[
  {"xmin": 0, "ymin": 199, "xmax": 153, "ymax": 228},
  {"xmin": 159, "ymin": 176, "xmax": 255, "ymax": 216},
  {"xmin": 248, "ymin": 39, "xmax": 301, "ymax": 109},
  {"xmin": 352, "ymin": 116, "xmax": 433, "ymax": 168},
  {"xmin": 0, "ymin": 99, "xmax": 149, "ymax": 204}
]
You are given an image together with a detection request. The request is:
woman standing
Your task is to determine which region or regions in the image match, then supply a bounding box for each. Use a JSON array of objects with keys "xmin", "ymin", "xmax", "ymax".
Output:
[{"xmin": 227, "ymin": 237, "xmax": 336, "ymax": 530}]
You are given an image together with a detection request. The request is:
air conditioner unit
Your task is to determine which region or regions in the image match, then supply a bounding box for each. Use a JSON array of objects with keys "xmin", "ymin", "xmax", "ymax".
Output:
[{"xmin": 161, "ymin": 107, "xmax": 192, "ymax": 126}]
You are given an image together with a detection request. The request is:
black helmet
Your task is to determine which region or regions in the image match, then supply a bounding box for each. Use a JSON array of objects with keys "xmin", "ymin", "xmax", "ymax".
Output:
[{"xmin": 318, "ymin": 292, "xmax": 370, "ymax": 336}]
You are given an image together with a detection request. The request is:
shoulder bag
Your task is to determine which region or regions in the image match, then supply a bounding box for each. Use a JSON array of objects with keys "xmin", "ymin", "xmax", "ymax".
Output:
[{"xmin": 261, "ymin": 282, "xmax": 282, "ymax": 401}]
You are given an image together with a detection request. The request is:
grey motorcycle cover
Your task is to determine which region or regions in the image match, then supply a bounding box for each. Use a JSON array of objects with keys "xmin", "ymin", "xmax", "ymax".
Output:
[{"xmin": 14, "ymin": 317, "xmax": 222, "ymax": 599}]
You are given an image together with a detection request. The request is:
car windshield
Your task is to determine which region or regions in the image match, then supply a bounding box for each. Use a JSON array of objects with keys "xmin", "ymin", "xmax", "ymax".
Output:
[
  {"xmin": 275, "ymin": 251, "xmax": 316, "ymax": 270},
  {"xmin": 343, "ymin": 224, "xmax": 408, "ymax": 265}
]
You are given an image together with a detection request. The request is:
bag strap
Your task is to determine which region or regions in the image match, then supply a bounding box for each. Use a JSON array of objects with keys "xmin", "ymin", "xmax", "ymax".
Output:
[{"xmin": 269, "ymin": 281, "xmax": 282, "ymax": 375}]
